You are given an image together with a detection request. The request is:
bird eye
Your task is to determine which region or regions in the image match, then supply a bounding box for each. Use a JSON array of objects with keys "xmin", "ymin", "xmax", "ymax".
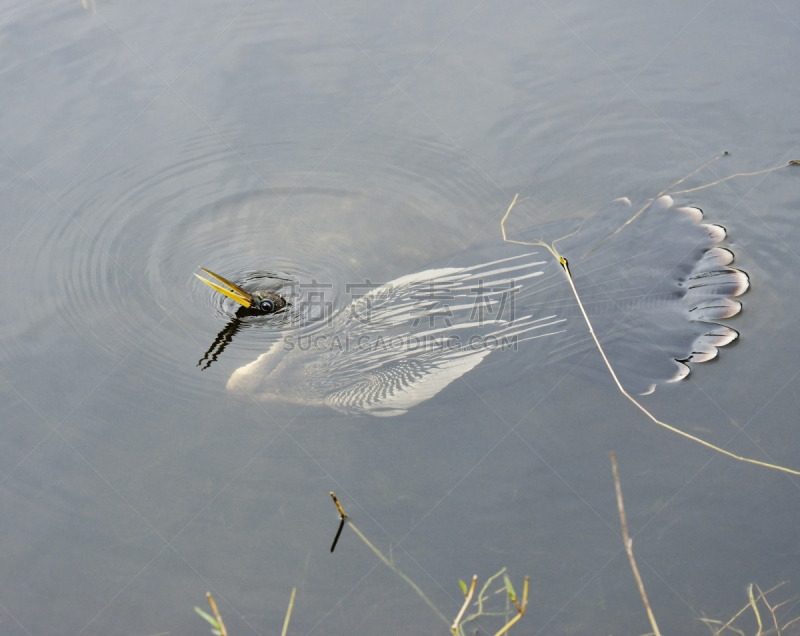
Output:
[{"xmin": 260, "ymin": 299, "xmax": 275, "ymax": 312}]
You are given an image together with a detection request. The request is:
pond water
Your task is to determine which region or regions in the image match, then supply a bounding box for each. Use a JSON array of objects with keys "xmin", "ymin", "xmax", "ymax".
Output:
[{"xmin": 1, "ymin": 1, "xmax": 799, "ymax": 634}]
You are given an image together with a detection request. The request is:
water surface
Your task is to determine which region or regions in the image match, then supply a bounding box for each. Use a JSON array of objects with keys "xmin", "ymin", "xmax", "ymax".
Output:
[{"xmin": 1, "ymin": 1, "xmax": 800, "ymax": 634}]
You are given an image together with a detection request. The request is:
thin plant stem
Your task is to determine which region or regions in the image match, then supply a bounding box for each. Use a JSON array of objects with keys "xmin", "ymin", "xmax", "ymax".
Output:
[
  {"xmin": 561, "ymin": 258, "xmax": 800, "ymax": 476},
  {"xmin": 756, "ymin": 584, "xmax": 781, "ymax": 635},
  {"xmin": 749, "ymin": 584, "xmax": 764, "ymax": 636},
  {"xmin": 670, "ymin": 161, "xmax": 794, "ymax": 195},
  {"xmin": 583, "ymin": 156, "xmax": 797, "ymax": 258},
  {"xmin": 493, "ymin": 577, "xmax": 529, "ymax": 636},
  {"xmin": 611, "ymin": 452, "xmax": 662, "ymax": 636},
  {"xmin": 582, "ymin": 152, "xmax": 729, "ymax": 257},
  {"xmin": 281, "ymin": 587, "xmax": 297, "ymax": 636},
  {"xmin": 700, "ymin": 582, "xmax": 793, "ymax": 636},
  {"xmin": 327, "ymin": 494, "xmax": 529, "ymax": 633},
  {"xmin": 500, "ymin": 181, "xmax": 800, "ymax": 477},
  {"xmin": 706, "ymin": 593, "xmax": 754, "ymax": 634},
  {"xmin": 328, "ymin": 493, "xmax": 449, "ymax": 626},
  {"xmin": 330, "ymin": 492, "xmax": 347, "ymax": 519},
  {"xmin": 346, "ymin": 521, "xmax": 449, "ymax": 625},
  {"xmin": 465, "ymin": 568, "xmax": 507, "ymax": 624},
  {"xmin": 494, "ymin": 612, "xmax": 522, "ymax": 636},
  {"xmin": 206, "ymin": 592, "xmax": 228, "ymax": 636},
  {"xmin": 783, "ymin": 615, "xmax": 800, "ymax": 631},
  {"xmin": 452, "ymin": 575, "xmax": 477, "ymax": 634}
]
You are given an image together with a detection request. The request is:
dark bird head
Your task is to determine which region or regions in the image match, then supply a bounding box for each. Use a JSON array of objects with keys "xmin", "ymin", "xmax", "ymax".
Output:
[{"xmin": 195, "ymin": 267, "xmax": 287, "ymax": 314}]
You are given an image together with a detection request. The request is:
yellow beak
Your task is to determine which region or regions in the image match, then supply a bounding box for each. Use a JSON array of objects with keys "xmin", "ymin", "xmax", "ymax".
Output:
[{"xmin": 195, "ymin": 267, "xmax": 253, "ymax": 308}]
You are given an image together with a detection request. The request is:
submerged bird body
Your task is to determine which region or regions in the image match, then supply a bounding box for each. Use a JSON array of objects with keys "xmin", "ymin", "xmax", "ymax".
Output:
[
  {"xmin": 201, "ymin": 196, "xmax": 749, "ymax": 416},
  {"xmin": 226, "ymin": 252, "xmax": 566, "ymax": 415}
]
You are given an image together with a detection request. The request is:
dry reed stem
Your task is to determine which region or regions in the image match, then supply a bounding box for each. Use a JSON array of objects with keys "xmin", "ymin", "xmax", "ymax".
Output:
[
  {"xmin": 500, "ymin": 175, "xmax": 800, "ymax": 477},
  {"xmin": 610, "ymin": 452, "xmax": 662, "ymax": 636},
  {"xmin": 699, "ymin": 582, "xmax": 797, "ymax": 635},
  {"xmin": 330, "ymin": 492, "xmax": 347, "ymax": 519},
  {"xmin": 494, "ymin": 611, "xmax": 522, "ymax": 636},
  {"xmin": 749, "ymin": 584, "xmax": 765, "ymax": 636},
  {"xmin": 206, "ymin": 592, "xmax": 228, "ymax": 636},
  {"xmin": 756, "ymin": 584, "xmax": 780, "ymax": 635},
  {"xmin": 783, "ymin": 615, "xmax": 800, "ymax": 631},
  {"xmin": 281, "ymin": 587, "xmax": 297, "ymax": 636}
]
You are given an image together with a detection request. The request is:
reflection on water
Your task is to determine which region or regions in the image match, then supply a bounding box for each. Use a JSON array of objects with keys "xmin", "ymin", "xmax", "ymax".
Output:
[
  {"xmin": 198, "ymin": 317, "xmax": 242, "ymax": 370},
  {"xmin": 1, "ymin": 1, "xmax": 800, "ymax": 635}
]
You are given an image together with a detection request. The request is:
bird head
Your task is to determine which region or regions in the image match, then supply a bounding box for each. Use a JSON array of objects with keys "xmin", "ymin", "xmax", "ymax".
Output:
[{"xmin": 195, "ymin": 267, "xmax": 287, "ymax": 314}]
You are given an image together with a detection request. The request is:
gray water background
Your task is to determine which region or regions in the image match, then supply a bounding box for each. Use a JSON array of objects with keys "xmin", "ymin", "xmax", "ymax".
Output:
[{"xmin": 1, "ymin": 1, "xmax": 800, "ymax": 634}]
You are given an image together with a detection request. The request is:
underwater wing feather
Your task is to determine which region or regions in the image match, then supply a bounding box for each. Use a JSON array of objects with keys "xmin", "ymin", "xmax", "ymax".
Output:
[{"xmin": 226, "ymin": 256, "xmax": 567, "ymax": 415}]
